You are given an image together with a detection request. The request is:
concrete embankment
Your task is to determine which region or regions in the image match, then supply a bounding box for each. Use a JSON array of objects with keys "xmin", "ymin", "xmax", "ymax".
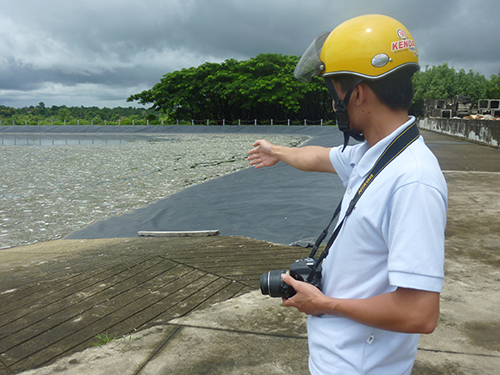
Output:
[{"xmin": 418, "ymin": 117, "xmax": 500, "ymax": 148}]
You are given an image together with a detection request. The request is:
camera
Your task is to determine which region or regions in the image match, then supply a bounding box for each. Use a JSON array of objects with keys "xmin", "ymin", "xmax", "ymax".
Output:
[{"xmin": 260, "ymin": 257, "xmax": 322, "ymax": 298}]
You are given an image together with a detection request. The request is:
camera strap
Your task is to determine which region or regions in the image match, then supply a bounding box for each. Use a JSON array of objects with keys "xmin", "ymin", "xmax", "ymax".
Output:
[{"xmin": 308, "ymin": 121, "xmax": 420, "ymax": 267}]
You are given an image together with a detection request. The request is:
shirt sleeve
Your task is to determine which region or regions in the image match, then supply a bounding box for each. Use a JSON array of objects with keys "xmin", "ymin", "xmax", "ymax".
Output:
[
  {"xmin": 385, "ymin": 182, "xmax": 447, "ymax": 293},
  {"xmin": 329, "ymin": 143, "xmax": 369, "ymax": 185}
]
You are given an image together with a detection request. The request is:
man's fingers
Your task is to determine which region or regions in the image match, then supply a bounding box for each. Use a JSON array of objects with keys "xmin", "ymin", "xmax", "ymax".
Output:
[
  {"xmin": 248, "ymin": 147, "xmax": 259, "ymax": 155},
  {"xmin": 252, "ymin": 140, "xmax": 262, "ymax": 147},
  {"xmin": 281, "ymin": 273, "xmax": 297, "ymax": 287}
]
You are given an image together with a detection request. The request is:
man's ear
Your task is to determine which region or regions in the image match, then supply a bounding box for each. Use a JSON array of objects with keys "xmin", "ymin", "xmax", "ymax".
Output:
[{"xmin": 352, "ymin": 82, "xmax": 368, "ymax": 106}]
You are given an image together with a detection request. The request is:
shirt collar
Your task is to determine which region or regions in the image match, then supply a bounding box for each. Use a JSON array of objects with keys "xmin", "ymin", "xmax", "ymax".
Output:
[{"xmin": 356, "ymin": 116, "xmax": 416, "ymax": 177}]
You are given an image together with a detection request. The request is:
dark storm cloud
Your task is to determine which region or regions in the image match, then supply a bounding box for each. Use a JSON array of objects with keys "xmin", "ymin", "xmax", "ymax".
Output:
[
  {"xmin": 412, "ymin": 2, "xmax": 500, "ymax": 75},
  {"xmin": 1, "ymin": 0, "xmax": 499, "ymax": 108}
]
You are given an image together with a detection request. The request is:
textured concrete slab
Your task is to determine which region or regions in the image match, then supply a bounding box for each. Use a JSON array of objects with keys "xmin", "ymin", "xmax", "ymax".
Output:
[
  {"xmin": 169, "ymin": 290, "xmax": 307, "ymax": 336},
  {"xmin": 138, "ymin": 290, "xmax": 309, "ymax": 375},
  {"xmin": 18, "ymin": 325, "xmax": 179, "ymax": 375},
  {"xmin": 138, "ymin": 325, "xmax": 309, "ymax": 375},
  {"xmin": 413, "ymin": 350, "xmax": 500, "ymax": 375}
]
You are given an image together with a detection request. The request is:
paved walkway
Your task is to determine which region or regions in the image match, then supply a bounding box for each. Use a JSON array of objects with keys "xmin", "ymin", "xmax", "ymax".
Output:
[{"xmin": 1, "ymin": 129, "xmax": 499, "ymax": 374}]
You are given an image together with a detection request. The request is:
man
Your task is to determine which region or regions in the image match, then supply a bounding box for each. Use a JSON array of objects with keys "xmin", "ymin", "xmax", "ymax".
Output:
[{"xmin": 248, "ymin": 15, "xmax": 447, "ymax": 375}]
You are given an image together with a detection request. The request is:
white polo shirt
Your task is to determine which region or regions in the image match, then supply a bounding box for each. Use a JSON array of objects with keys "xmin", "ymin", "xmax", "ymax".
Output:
[{"xmin": 308, "ymin": 117, "xmax": 447, "ymax": 375}]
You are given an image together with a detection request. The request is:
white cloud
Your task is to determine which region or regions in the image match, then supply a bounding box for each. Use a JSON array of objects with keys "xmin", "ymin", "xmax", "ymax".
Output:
[{"xmin": 0, "ymin": 82, "xmax": 146, "ymax": 108}]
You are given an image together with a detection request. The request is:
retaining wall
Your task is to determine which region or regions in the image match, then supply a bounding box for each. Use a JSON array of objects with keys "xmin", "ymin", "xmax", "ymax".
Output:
[{"xmin": 418, "ymin": 117, "xmax": 500, "ymax": 148}]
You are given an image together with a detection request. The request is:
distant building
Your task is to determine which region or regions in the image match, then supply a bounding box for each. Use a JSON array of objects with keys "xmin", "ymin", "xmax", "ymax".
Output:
[{"xmin": 424, "ymin": 96, "xmax": 500, "ymax": 118}]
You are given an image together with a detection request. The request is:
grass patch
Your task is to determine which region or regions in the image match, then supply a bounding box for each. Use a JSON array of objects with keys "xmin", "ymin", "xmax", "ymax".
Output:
[
  {"xmin": 92, "ymin": 331, "xmax": 118, "ymax": 346},
  {"xmin": 92, "ymin": 331, "xmax": 134, "ymax": 347}
]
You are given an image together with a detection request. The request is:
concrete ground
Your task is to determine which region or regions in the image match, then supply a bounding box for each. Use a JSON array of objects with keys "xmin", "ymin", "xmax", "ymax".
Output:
[{"xmin": 1, "ymin": 129, "xmax": 500, "ymax": 374}]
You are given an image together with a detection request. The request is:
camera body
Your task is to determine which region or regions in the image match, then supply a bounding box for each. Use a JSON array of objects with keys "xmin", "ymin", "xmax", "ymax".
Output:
[{"xmin": 260, "ymin": 257, "xmax": 322, "ymax": 298}]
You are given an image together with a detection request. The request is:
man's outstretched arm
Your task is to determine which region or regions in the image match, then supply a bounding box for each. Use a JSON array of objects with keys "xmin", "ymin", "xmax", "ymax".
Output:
[{"xmin": 248, "ymin": 139, "xmax": 336, "ymax": 173}]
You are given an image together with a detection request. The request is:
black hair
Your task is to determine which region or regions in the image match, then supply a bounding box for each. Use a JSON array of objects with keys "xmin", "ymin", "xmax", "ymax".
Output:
[{"xmin": 333, "ymin": 67, "xmax": 416, "ymax": 111}]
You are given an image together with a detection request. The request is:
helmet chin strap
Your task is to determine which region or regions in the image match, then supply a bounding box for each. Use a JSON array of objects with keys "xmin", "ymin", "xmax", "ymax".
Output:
[{"xmin": 324, "ymin": 78, "xmax": 365, "ymax": 151}]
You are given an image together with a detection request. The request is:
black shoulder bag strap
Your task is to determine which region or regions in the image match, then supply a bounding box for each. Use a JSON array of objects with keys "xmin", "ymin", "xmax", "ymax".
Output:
[{"xmin": 308, "ymin": 121, "xmax": 420, "ymax": 268}]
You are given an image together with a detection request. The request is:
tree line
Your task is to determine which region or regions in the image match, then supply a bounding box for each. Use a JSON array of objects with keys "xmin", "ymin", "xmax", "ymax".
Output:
[
  {"xmin": 2, "ymin": 54, "xmax": 500, "ymax": 124},
  {"xmin": 0, "ymin": 103, "xmax": 162, "ymax": 125},
  {"xmin": 412, "ymin": 63, "xmax": 500, "ymax": 115}
]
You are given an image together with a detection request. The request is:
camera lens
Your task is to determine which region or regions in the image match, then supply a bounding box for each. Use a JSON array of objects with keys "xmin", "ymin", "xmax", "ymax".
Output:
[
  {"xmin": 260, "ymin": 272, "xmax": 270, "ymax": 295},
  {"xmin": 260, "ymin": 270, "xmax": 291, "ymax": 298}
]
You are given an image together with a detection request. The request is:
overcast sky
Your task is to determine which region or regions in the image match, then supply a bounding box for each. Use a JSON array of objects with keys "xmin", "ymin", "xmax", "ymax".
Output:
[{"xmin": 1, "ymin": 0, "xmax": 499, "ymax": 109}]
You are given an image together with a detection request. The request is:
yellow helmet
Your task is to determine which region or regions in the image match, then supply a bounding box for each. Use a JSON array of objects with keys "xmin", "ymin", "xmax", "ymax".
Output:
[
  {"xmin": 295, "ymin": 14, "xmax": 419, "ymax": 82},
  {"xmin": 294, "ymin": 15, "xmax": 419, "ymax": 151}
]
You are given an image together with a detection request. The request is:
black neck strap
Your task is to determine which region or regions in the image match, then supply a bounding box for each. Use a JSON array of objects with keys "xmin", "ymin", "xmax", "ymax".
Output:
[
  {"xmin": 309, "ymin": 121, "xmax": 420, "ymax": 266},
  {"xmin": 325, "ymin": 78, "xmax": 365, "ymax": 151}
]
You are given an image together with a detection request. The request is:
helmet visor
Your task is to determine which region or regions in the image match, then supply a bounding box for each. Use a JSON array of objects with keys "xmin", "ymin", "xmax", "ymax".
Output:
[{"xmin": 294, "ymin": 31, "xmax": 330, "ymax": 83}]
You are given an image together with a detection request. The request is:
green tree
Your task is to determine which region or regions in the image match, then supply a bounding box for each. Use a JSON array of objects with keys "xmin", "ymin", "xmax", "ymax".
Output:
[
  {"xmin": 58, "ymin": 107, "xmax": 72, "ymax": 122},
  {"xmin": 127, "ymin": 53, "xmax": 332, "ymax": 122},
  {"xmin": 455, "ymin": 69, "xmax": 487, "ymax": 101},
  {"xmin": 412, "ymin": 63, "xmax": 488, "ymax": 115},
  {"xmin": 146, "ymin": 113, "xmax": 157, "ymax": 124},
  {"xmin": 413, "ymin": 63, "xmax": 457, "ymax": 102},
  {"xmin": 34, "ymin": 102, "xmax": 47, "ymax": 117},
  {"xmin": 486, "ymin": 71, "xmax": 500, "ymax": 98},
  {"xmin": 0, "ymin": 106, "xmax": 16, "ymax": 117},
  {"xmin": 92, "ymin": 115, "xmax": 102, "ymax": 124}
]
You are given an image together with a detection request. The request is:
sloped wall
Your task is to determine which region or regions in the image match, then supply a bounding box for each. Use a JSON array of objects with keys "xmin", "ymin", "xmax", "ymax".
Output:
[{"xmin": 418, "ymin": 118, "xmax": 500, "ymax": 148}]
